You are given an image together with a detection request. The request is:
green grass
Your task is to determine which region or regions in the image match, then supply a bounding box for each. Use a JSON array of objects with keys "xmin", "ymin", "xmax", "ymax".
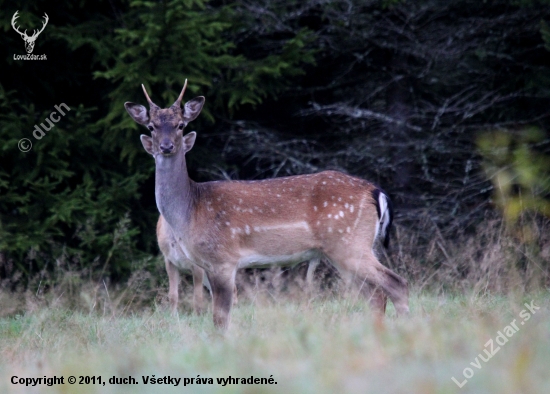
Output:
[{"xmin": 0, "ymin": 291, "xmax": 549, "ymax": 393}]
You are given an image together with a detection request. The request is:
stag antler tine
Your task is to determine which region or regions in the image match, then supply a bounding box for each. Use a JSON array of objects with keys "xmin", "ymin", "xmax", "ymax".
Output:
[
  {"xmin": 141, "ymin": 84, "xmax": 158, "ymax": 108},
  {"xmin": 172, "ymin": 79, "xmax": 188, "ymax": 108}
]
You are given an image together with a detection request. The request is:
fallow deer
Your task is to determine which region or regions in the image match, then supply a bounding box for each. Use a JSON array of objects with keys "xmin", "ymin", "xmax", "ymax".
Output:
[{"xmin": 125, "ymin": 80, "xmax": 408, "ymax": 330}]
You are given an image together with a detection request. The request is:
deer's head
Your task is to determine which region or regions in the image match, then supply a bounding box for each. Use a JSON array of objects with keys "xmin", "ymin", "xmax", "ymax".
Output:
[
  {"xmin": 11, "ymin": 11, "xmax": 48, "ymax": 54},
  {"xmin": 124, "ymin": 80, "xmax": 205, "ymax": 158}
]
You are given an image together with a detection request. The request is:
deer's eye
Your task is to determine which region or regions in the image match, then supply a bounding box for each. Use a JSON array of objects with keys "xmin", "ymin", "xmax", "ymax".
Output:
[
  {"xmin": 178, "ymin": 124, "xmax": 184, "ymax": 130},
  {"xmin": 148, "ymin": 125, "xmax": 154, "ymax": 132}
]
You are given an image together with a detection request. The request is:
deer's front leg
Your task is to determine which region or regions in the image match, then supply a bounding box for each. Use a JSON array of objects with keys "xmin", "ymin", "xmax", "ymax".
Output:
[
  {"xmin": 206, "ymin": 268, "xmax": 236, "ymax": 331},
  {"xmin": 191, "ymin": 264, "xmax": 206, "ymax": 315},
  {"xmin": 306, "ymin": 258, "xmax": 320, "ymax": 288},
  {"xmin": 232, "ymin": 283, "xmax": 238, "ymax": 306},
  {"xmin": 165, "ymin": 258, "xmax": 180, "ymax": 315}
]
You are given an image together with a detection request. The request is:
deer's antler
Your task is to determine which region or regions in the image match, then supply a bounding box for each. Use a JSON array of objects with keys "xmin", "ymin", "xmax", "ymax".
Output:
[
  {"xmin": 141, "ymin": 84, "xmax": 159, "ymax": 109},
  {"xmin": 172, "ymin": 79, "xmax": 188, "ymax": 108}
]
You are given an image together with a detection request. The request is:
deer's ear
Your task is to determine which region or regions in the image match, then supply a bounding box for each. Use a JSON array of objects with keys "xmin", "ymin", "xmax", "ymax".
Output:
[
  {"xmin": 183, "ymin": 97, "xmax": 205, "ymax": 125},
  {"xmin": 140, "ymin": 134, "xmax": 154, "ymax": 155},
  {"xmin": 125, "ymin": 102, "xmax": 149, "ymax": 125},
  {"xmin": 182, "ymin": 131, "xmax": 196, "ymax": 153}
]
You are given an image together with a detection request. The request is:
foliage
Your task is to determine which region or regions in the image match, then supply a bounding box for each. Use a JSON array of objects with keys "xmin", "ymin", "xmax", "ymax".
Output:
[{"xmin": 478, "ymin": 128, "xmax": 550, "ymax": 222}]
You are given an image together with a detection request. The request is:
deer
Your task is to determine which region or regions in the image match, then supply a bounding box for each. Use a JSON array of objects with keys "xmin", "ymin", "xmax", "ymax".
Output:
[
  {"xmin": 11, "ymin": 11, "xmax": 49, "ymax": 54},
  {"xmin": 124, "ymin": 80, "xmax": 408, "ymax": 330}
]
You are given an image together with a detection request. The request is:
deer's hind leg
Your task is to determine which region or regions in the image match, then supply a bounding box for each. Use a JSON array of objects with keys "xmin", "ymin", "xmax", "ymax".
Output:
[
  {"xmin": 356, "ymin": 252, "xmax": 408, "ymax": 316},
  {"xmin": 357, "ymin": 280, "xmax": 387, "ymax": 317},
  {"xmin": 328, "ymin": 251, "xmax": 408, "ymax": 317}
]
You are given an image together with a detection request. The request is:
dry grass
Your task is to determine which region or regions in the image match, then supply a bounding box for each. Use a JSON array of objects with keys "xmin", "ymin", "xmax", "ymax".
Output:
[
  {"xmin": 2, "ymin": 215, "xmax": 548, "ymax": 316},
  {"xmin": 1, "ymin": 216, "xmax": 549, "ymax": 393},
  {"xmin": 0, "ymin": 291, "xmax": 549, "ymax": 394},
  {"xmin": 387, "ymin": 215, "xmax": 550, "ymax": 293}
]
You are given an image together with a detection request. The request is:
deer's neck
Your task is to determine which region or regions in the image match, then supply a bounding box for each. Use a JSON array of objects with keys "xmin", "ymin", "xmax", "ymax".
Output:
[{"xmin": 154, "ymin": 151, "xmax": 195, "ymax": 232}]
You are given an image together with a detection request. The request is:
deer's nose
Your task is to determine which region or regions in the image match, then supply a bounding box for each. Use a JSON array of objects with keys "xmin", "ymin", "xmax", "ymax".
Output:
[{"xmin": 160, "ymin": 141, "xmax": 174, "ymax": 154}]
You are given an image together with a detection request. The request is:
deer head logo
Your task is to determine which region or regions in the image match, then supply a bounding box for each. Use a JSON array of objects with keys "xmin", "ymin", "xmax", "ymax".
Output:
[{"xmin": 11, "ymin": 11, "xmax": 49, "ymax": 54}]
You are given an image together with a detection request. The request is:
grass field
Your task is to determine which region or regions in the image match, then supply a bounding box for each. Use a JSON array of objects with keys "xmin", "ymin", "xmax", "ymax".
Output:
[{"xmin": 0, "ymin": 290, "xmax": 549, "ymax": 394}]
